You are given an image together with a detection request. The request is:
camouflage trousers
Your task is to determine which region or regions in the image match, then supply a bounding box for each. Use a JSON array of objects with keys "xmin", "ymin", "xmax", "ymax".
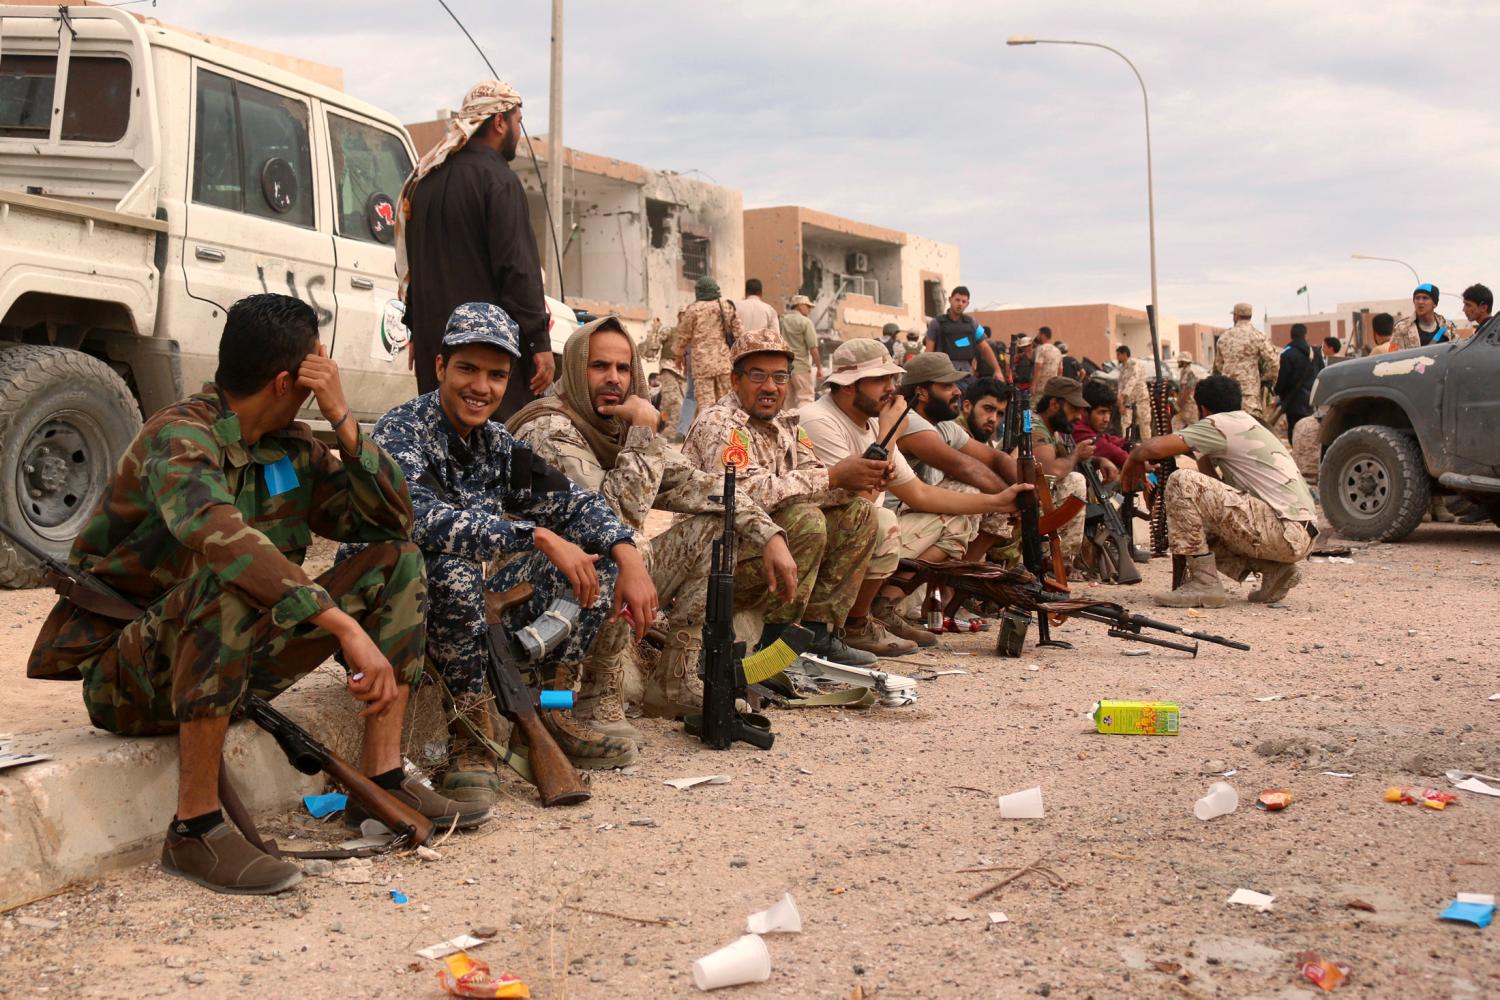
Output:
[
  {"xmin": 80, "ymin": 541, "xmax": 426, "ymax": 738},
  {"xmin": 426, "ymin": 549, "xmax": 619, "ymax": 698},
  {"xmin": 691, "ymin": 374, "xmax": 733, "ymax": 424},
  {"xmin": 743, "ymin": 500, "xmax": 878, "ymax": 626},
  {"xmin": 868, "ymin": 504, "xmax": 902, "ymax": 579},
  {"xmin": 1290, "ymin": 415, "xmax": 1321, "ymax": 482},
  {"xmin": 1120, "ymin": 398, "xmax": 1152, "ymax": 438},
  {"xmin": 658, "ymin": 369, "xmax": 685, "ymax": 437},
  {"xmin": 1165, "ymin": 469, "xmax": 1314, "ymax": 578},
  {"xmin": 1051, "ymin": 471, "xmax": 1087, "ymax": 563}
]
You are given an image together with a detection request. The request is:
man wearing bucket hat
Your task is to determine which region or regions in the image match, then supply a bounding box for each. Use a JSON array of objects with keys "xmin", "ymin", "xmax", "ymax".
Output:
[
  {"xmin": 398, "ymin": 80, "xmax": 554, "ymax": 420},
  {"xmin": 1390, "ymin": 284, "xmax": 1454, "ymax": 350},
  {"xmin": 779, "ymin": 294, "xmax": 823, "ymax": 406},
  {"xmin": 685, "ymin": 329, "xmax": 888, "ymax": 667},
  {"xmin": 800, "ymin": 339, "xmax": 1031, "ymax": 656},
  {"xmin": 1211, "ymin": 303, "xmax": 1278, "ymax": 420},
  {"xmin": 510, "ymin": 318, "xmax": 798, "ymax": 725},
  {"xmin": 358, "ymin": 303, "xmax": 658, "ymax": 798},
  {"xmin": 676, "ymin": 276, "xmax": 745, "ymax": 421}
]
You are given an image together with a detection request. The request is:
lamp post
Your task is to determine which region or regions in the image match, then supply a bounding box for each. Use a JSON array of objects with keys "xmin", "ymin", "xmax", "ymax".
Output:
[
  {"xmin": 1008, "ymin": 35, "xmax": 1158, "ymax": 348},
  {"xmin": 1350, "ymin": 253, "xmax": 1420, "ymax": 284}
]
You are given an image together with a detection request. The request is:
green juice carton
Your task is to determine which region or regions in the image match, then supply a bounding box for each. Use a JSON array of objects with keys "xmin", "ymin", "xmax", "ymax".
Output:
[{"xmin": 1091, "ymin": 699, "xmax": 1179, "ymax": 736}]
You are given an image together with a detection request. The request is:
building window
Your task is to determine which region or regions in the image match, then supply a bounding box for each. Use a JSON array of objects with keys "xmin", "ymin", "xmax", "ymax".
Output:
[
  {"xmin": 923, "ymin": 280, "xmax": 945, "ymax": 319},
  {"xmin": 681, "ymin": 233, "xmax": 710, "ymax": 280},
  {"xmin": 646, "ymin": 198, "xmax": 673, "ymax": 249}
]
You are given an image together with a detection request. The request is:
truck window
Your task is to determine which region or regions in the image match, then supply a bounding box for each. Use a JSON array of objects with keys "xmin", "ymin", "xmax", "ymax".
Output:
[
  {"xmin": 327, "ymin": 113, "xmax": 411, "ymax": 245},
  {"xmin": 0, "ymin": 53, "xmax": 130, "ymax": 142},
  {"xmin": 191, "ymin": 69, "xmax": 314, "ymax": 229}
]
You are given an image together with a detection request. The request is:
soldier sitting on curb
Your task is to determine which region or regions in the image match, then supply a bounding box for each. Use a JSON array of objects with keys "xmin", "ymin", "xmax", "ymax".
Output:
[
  {"xmin": 1121, "ymin": 374, "xmax": 1316, "ymax": 609},
  {"xmin": 27, "ymin": 294, "xmax": 480, "ymax": 895},
  {"xmin": 683, "ymin": 328, "xmax": 887, "ymax": 667},
  {"xmin": 509, "ymin": 317, "xmax": 798, "ymax": 732},
  {"xmin": 356, "ymin": 303, "xmax": 658, "ymax": 803}
]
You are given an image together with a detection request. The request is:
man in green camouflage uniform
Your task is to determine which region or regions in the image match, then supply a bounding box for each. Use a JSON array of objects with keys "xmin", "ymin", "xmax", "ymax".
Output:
[
  {"xmin": 26, "ymin": 294, "xmax": 480, "ymax": 896},
  {"xmin": 509, "ymin": 318, "xmax": 799, "ymax": 732},
  {"xmin": 1121, "ymin": 374, "xmax": 1317, "ymax": 609},
  {"xmin": 684, "ymin": 329, "xmax": 890, "ymax": 666}
]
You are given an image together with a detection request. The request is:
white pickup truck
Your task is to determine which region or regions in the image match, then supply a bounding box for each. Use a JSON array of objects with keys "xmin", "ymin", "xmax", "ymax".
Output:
[{"xmin": 0, "ymin": 5, "xmax": 572, "ymax": 585}]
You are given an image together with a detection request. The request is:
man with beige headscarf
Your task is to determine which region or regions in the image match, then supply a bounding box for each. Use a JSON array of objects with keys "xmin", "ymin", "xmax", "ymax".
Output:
[
  {"xmin": 399, "ymin": 80, "xmax": 554, "ymax": 420},
  {"xmin": 509, "ymin": 318, "xmax": 798, "ymax": 737}
]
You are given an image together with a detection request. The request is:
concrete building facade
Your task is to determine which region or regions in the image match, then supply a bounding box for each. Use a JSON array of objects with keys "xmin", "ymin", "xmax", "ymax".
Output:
[
  {"xmin": 971, "ymin": 303, "xmax": 1180, "ymax": 369},
  {"xmin": 743, "ymin": 206, "xmax": 960, "ymax": 344},
  {"xmin": 407, "ymin": 121, "xmax": 743, "ymax": 339}
]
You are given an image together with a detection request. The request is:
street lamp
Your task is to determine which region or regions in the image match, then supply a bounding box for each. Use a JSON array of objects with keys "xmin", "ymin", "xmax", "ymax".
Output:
[
  {"xmin": 1350, "ymin": 253, "xmax": 1420, "ymax": 283},
  {"xmin": 1007, "ymin": 35, "xmax": 1159, "ymax": 350}
]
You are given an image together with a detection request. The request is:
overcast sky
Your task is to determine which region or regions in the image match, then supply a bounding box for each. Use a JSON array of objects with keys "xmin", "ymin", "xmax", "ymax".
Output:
[{"xmin": 162, "ymin": 0, "xmax": 1499, "ymax": 325}]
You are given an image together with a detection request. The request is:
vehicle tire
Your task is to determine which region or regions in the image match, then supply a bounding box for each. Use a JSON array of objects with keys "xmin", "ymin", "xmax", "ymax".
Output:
[
  {"xmin": 0, "ymin": 345, "xmax": 142, "ymax": 588},
  {"xmin": 1318, "ymin": 425, "xmax": 1429, "ymax": 542}
]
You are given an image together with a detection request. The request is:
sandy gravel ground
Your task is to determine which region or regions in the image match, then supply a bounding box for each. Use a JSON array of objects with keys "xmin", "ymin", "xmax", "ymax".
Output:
[{"xmin": 2, "ymin": 523, "xmax": 1498, "ymax": 999}]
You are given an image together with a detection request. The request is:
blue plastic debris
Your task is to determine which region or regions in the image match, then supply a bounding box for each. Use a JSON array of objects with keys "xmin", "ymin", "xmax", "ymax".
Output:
[
  {"xmin": 538, "ymin": 689, "xmax": 574, "ymax": 710},
  {"xmin": 302, "ymin": 792, "xmax": 348, "ymax": 819},
  {"xmin": 390, "ymin": 889, "xmax": 409, "ymax": 906},
  {"xmin": 1439, "ymin": 901, "xmax": 1495, "ymax": 928}
]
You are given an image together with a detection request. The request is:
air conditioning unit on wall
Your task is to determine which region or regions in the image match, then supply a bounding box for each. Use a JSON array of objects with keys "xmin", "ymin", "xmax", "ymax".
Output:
[{"xmin": 846, "ymin": 251, "xmax": 869, "ymax": 274}]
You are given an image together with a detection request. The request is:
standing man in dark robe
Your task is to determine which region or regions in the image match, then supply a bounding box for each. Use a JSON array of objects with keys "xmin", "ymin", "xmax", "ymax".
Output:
[{"xmin": 396, "ymin": 79, "xmax": 554, "ymax": 419}]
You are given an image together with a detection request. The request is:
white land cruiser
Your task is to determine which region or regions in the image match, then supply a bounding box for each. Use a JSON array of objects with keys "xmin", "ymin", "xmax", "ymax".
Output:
[{"xmin": 0, "ymin": 6, "xmax": 572, "ymax": 585}]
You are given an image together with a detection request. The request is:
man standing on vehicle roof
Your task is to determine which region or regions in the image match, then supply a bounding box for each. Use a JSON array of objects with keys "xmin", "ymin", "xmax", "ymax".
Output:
[
  {"xmin": 396, "ymin": 79, "xmax": 554, "ymax": 420},
  {"xmin": 1390, "ymin": 284, "xmax": 1453, "ymax": 350}
]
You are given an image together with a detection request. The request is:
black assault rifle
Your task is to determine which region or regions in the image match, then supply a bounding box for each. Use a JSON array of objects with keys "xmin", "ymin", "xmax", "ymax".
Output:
[{"xmin": 1060, "ymin": 431, "xmax": 1142, "ymax": 585}]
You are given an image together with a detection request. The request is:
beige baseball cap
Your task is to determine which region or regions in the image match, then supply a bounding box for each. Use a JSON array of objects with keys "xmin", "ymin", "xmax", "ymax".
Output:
[
  {"xmin": 824, "ymin": 338, "xmax": 905, "ymax": 386},
  {"xmin": 1177, "ymin": 351, "xmax": 1194, "ymax": 364},
  {"xmin": 730, "ymin": 328, "xmax": 794, "ymax": 366},
  {"xmin": 788, "ymin": 294, "xmax": 813, "ymax": 308},
  {"xmin": 902, "ymin": 351, "xmax": 965, "ymax": 386}
]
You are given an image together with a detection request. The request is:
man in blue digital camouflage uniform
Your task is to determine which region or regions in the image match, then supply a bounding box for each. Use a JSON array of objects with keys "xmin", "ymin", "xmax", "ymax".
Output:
[{"xmin": 355, "ymin": 303, "xmax": 658, "ymax": 805}]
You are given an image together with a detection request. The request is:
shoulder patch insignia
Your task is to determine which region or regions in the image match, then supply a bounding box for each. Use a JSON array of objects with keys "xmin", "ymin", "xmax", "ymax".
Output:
[
  {"xmin": 796, "ymin": 427, "xmax": 815, "ymax": 451},
  {"xmin": 722, "ymin": 428, "xmax": 751, "ymax": 469}
]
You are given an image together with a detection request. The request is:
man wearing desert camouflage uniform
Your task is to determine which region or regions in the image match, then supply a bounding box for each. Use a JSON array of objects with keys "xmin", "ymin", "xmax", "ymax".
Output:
[
  {"xmin": 509, "ymin": 317, "xmax": 800, "ymax": 732},
  {"xmin": 1114, "ymin": 344, "xmax": 1152, "ymax": 438},
  {"xmin": 27, "ymin": 294, "xmax": 480, "ymax": 896},
  {"xmin": 684, "ymin": 329, "xmax": 889, "ymax": 667},
  {"xmin": 1389, "ymin": 283, "xmax": 1454, "ymax": 350},
  {"xmin": 641, "ymin": 314, "xmax": 686, "ymax": 441},
  {"xmin": 1212, "ymin": 302, "xmax": 1279, "ymax": 420},
  {"xmin": 676, "ymin": 276, "xmax": 745, "ymax": 421},
  {"xmin": 1122, "ymin": 374, "xmax": 1316, "ymax": 610}
]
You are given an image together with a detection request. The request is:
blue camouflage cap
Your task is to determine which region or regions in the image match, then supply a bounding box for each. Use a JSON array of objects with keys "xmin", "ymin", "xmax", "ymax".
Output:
[{"xmin": 442, "ymin": 302, "xmax": 522, "ymax": 357}]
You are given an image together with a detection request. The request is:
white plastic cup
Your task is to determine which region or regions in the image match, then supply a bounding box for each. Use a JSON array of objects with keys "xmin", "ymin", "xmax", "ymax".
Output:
[
  {"xmin": 997, "ymin": 786, "xmax": 1045, "ymax": 819},
  {"xmin": 692, "ymin": 934, "xmax": 772, "ymax": 991},
  {"xmin": 1194, "ymin": 781, "xmax": 1239, "ymax": 821},
  {"xmin": 746, "ymin": 893, "xmax": 802, "ymax": 934}
]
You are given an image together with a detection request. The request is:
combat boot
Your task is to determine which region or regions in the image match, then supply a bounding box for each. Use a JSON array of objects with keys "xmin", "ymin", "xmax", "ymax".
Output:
[
  {"xmin": 1152, "ymin": 554, "xmax": 1228, "ymax": 609},
  {"xmin": 575, "ymin": 649, "xmax": 645, "ymax": 744},
  {"xmin": 437, "ymin": 700, "xmax": 501, "ymax": 808},
  {"xmin": 541, "ymin": 660, "xmax": 638, "ymax": 769},
  {"xmin": 642, "ymin": 630, "xmax": 705, "ymax": 720},
  {"xmin": 842, "ymin": 615, "xmax": 917, "ymax": 657},
  {"xmin": 804, "ymin": 623, "xmax": 878, "ymax": 666},
  {"xmin": 1249, "ymin": 560, "xmax": 1301, "ymax": 604},
  {"xmin": 871, "ymin": 596, "xmax": 937, "ymax": 648}
]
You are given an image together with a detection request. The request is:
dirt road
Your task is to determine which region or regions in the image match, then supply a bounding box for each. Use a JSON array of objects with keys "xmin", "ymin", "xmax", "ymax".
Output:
[{"xmin": 2, "ymin": 524, "xmax": 1498, "ymax": 998}]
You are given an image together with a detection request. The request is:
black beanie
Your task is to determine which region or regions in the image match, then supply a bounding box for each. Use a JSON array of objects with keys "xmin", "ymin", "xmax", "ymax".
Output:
[{"xmin": 1414, "ymin": 282, "xmax": 1439, "ymax": 305}]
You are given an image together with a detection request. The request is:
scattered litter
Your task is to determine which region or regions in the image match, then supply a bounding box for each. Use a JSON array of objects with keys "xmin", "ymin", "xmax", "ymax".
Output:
[
  {"xmin": 1254, "ymin": 694, "xmax": 1284, "ymax": 702},
  {"xmin": 15, "ymin": 916, "xmax": 59, "ymax": 931},
  {"xmin": 1220, "ymin": 769, "xmax": 1238, "ymax": 777},
  {"xmin": 664, "ymin": 775, "xmax": 732, "ymax": 791},
  {"xmin": 1384, "ymin": 786, "xmax": 1459, "ymax": 809},
  {"xmin": 997, "ymin": 786, "xmax": 1044, "ymax": 819},
  {"xmin": 330, "ymin": 858, "xmax": 373, "ymax": 884},
  {"xmin": 1457, "ymin": 892, "xmax": 1496, "ymax": 906},
  {"xmin": 337, "ymin": 835, "xmax": 393, "ymax": 851},
  {"xmin": 787, "ymin": 653, "xmax": 918, "ymax": 707},
  {"xmin": 1256, "ymin": 789, "xmax": 1293, "ymax": 811},
  {"xmin": 1321, "ymin": 556, "xmax": 1355, "ymax": 564},
  {"xmin": 390, "ymin": 889, "xmax": 409, "ymax": 905},
  {"xmin": 988, "ymin": 912, "xmax": 1009, "ymax": 925},
  {"xmin": 1345, "ymin": 899, "xmax": 1376, "ymax": 913},
  {"xmin": 1186, "ymin": 610, "xmax": 1208, "ymax": 619},
  {"xmin": 0, "ymin": 748, "xmax": 50, "ymax": 772},
  {"xmin": 745, "ymin": 893, "xmax": 801, "ymax": 934},
  {"xmin": 617, "ymin": 765, "xmax": 640, "ymax": 775},
  {"xmin": 1489, "ymin": 694, "xmax": 1500, "ymax": 701},
  {"xmin": 1322, "ymin": 772, "xmax": 1355, "ymax": 779},
  {"xmin": 1091, "ymin": 700, "xmax": 1179, "ymax": 735},
  {"xmin": 417, "ymin": 935, "xmax": 487, "ymax": 960},
  {"xmin": 917, "ymin": 669, "xmax": 968, "ymax": 679},
  {"xmin": 1407, "ymin": 629, "xmax": 1418, "ymax": 636},
  {"xmin": 1453, "ymin": 777, "xmax": 1500, "ymax": 798},
  {"xmin": 692, "ymin": 934, "xmax": 772, "ymax": 991},
  {"xmin": 1194, "ymin": 782, "xmax": 1238, "ymax": 821},
  {"xmin": 1121, "ymin": 649, "xmax": 1150, "ymax": 657},
  {"xmin": 437, "ymin": 953, "xmax": 530, "ymax": 997},
  {"xmin": 1438, "ymin": 900, "xmax": 1495, "ymax": 928},
  {"xmin": 301, "ymin": 792, "xmax": 347, "ymax": 818},
  {"xmin": 628, "ymin": 818, "xmax": 657, "ymax": 827},
  {"xmin": 1026, "ymin": 663, "xmax": 1041, "ymax": 671},
  {"xmin": 360, "ymin": 818, "xmax": 393, "ymax": 839},
  {"xmin": 595, "ymin": 823, "xmax": 615, "ymax": 832},
  {"xmin": 797, "ymin": 767, "xmax": 813, "ymax": 775},
  {"xmin": 1297, "ymin": 951, "xmax": 1351, "ymax": 992},
  {"xmin": 416, "ymin": 845, "xmax": 443, "ymax": 862},
  {"xmin": 1227, "ymin": 888, "xmax": 1274, "ymax": 911}
]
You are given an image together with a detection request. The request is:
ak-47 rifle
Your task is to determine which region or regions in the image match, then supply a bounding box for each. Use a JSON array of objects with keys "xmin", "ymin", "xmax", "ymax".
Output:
[
  {"xmin": 1144, "ymin": 304, "xmax": 1186, "ymax": 587},
  {"xmin": 1062, "ymin": 431, "xmax": 1142, "ymax": 585},
  {"xmin": 1013, "ymin": 391, "xmax": 1073, "ymax": 648},
  {"xmin": 483, "ymin": 582, "xmax": 592, "ymax": 806},
  {"xmin": 0, "ymin": 520, "xmax": 141, "ymax": 621}
]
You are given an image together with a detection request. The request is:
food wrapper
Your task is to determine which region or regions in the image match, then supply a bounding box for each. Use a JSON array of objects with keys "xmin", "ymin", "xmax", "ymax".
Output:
[
  {"xmin": 438, "ymin": 953, "xmax": 530, "ymax": 998},
  {"xmin": 1256, "ymin": 789, "xmax": 1293, "ymax": 811},
  {"xmin": 1297, "ymin": 951, "xmax": 1350, "ymax": 992},
  {"xmin": 1383, "ymin": 786, "xmax": 1458, "ymax": 809}
]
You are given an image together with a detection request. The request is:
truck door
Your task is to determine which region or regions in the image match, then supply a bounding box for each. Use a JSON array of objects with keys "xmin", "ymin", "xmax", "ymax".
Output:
[
  {"xmin": 181, "ymin": 64, "xmax": 336, "ymax": 391},
  {"xmin": 323, "ymin": 109, "xmax": 416, "ymax": 420},
  {"xmin": 1442, "ymin": 322, "xmax": 1500, "ymax": 473}
]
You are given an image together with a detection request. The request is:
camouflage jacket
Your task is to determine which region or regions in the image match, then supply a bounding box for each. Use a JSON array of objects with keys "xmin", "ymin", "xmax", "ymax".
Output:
[
  {"xmin": 674, "ymin": 299, "xmax": 743, "ymax": 379},
  {"xmin": 1390, "ymin": 312, "xmax": 1453, "ymax": 351},
  {"xmin": 1213, "ymin": 321, "xmax": 1279, "ymax": 388},
  {"xmin": 512, "ymin": 411, "xmax": 782, "ymax": 547},
  {"xmin": 682, "ymin": 394, "xmax": 853, "ymax": 513},
  {"xmin": 28, "ymin": 386, "xmax": 412, "ymax": 680},
  {"xmin": 1032, "ymin": 342, "xmax": 1063, "ymax": 390},
  {"xmin": 372, "ymin": 392, "xmax": 634, "ymax": 563},
  {"xmin": 1117, "ymin": 357, "xmax": 1149, "ymax": 404}
]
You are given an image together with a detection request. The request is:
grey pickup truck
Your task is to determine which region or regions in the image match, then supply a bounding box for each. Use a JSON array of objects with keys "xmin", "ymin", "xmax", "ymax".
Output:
[{"xmin": 1312, "ymin": 317, "xmax": 1500, "ymax": 540}]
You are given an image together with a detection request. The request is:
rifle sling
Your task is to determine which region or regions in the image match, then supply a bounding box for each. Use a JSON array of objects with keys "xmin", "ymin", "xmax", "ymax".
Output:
[{"xmin": 46, "ymin": 570, "xmax": 143, "ymax": 621}]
